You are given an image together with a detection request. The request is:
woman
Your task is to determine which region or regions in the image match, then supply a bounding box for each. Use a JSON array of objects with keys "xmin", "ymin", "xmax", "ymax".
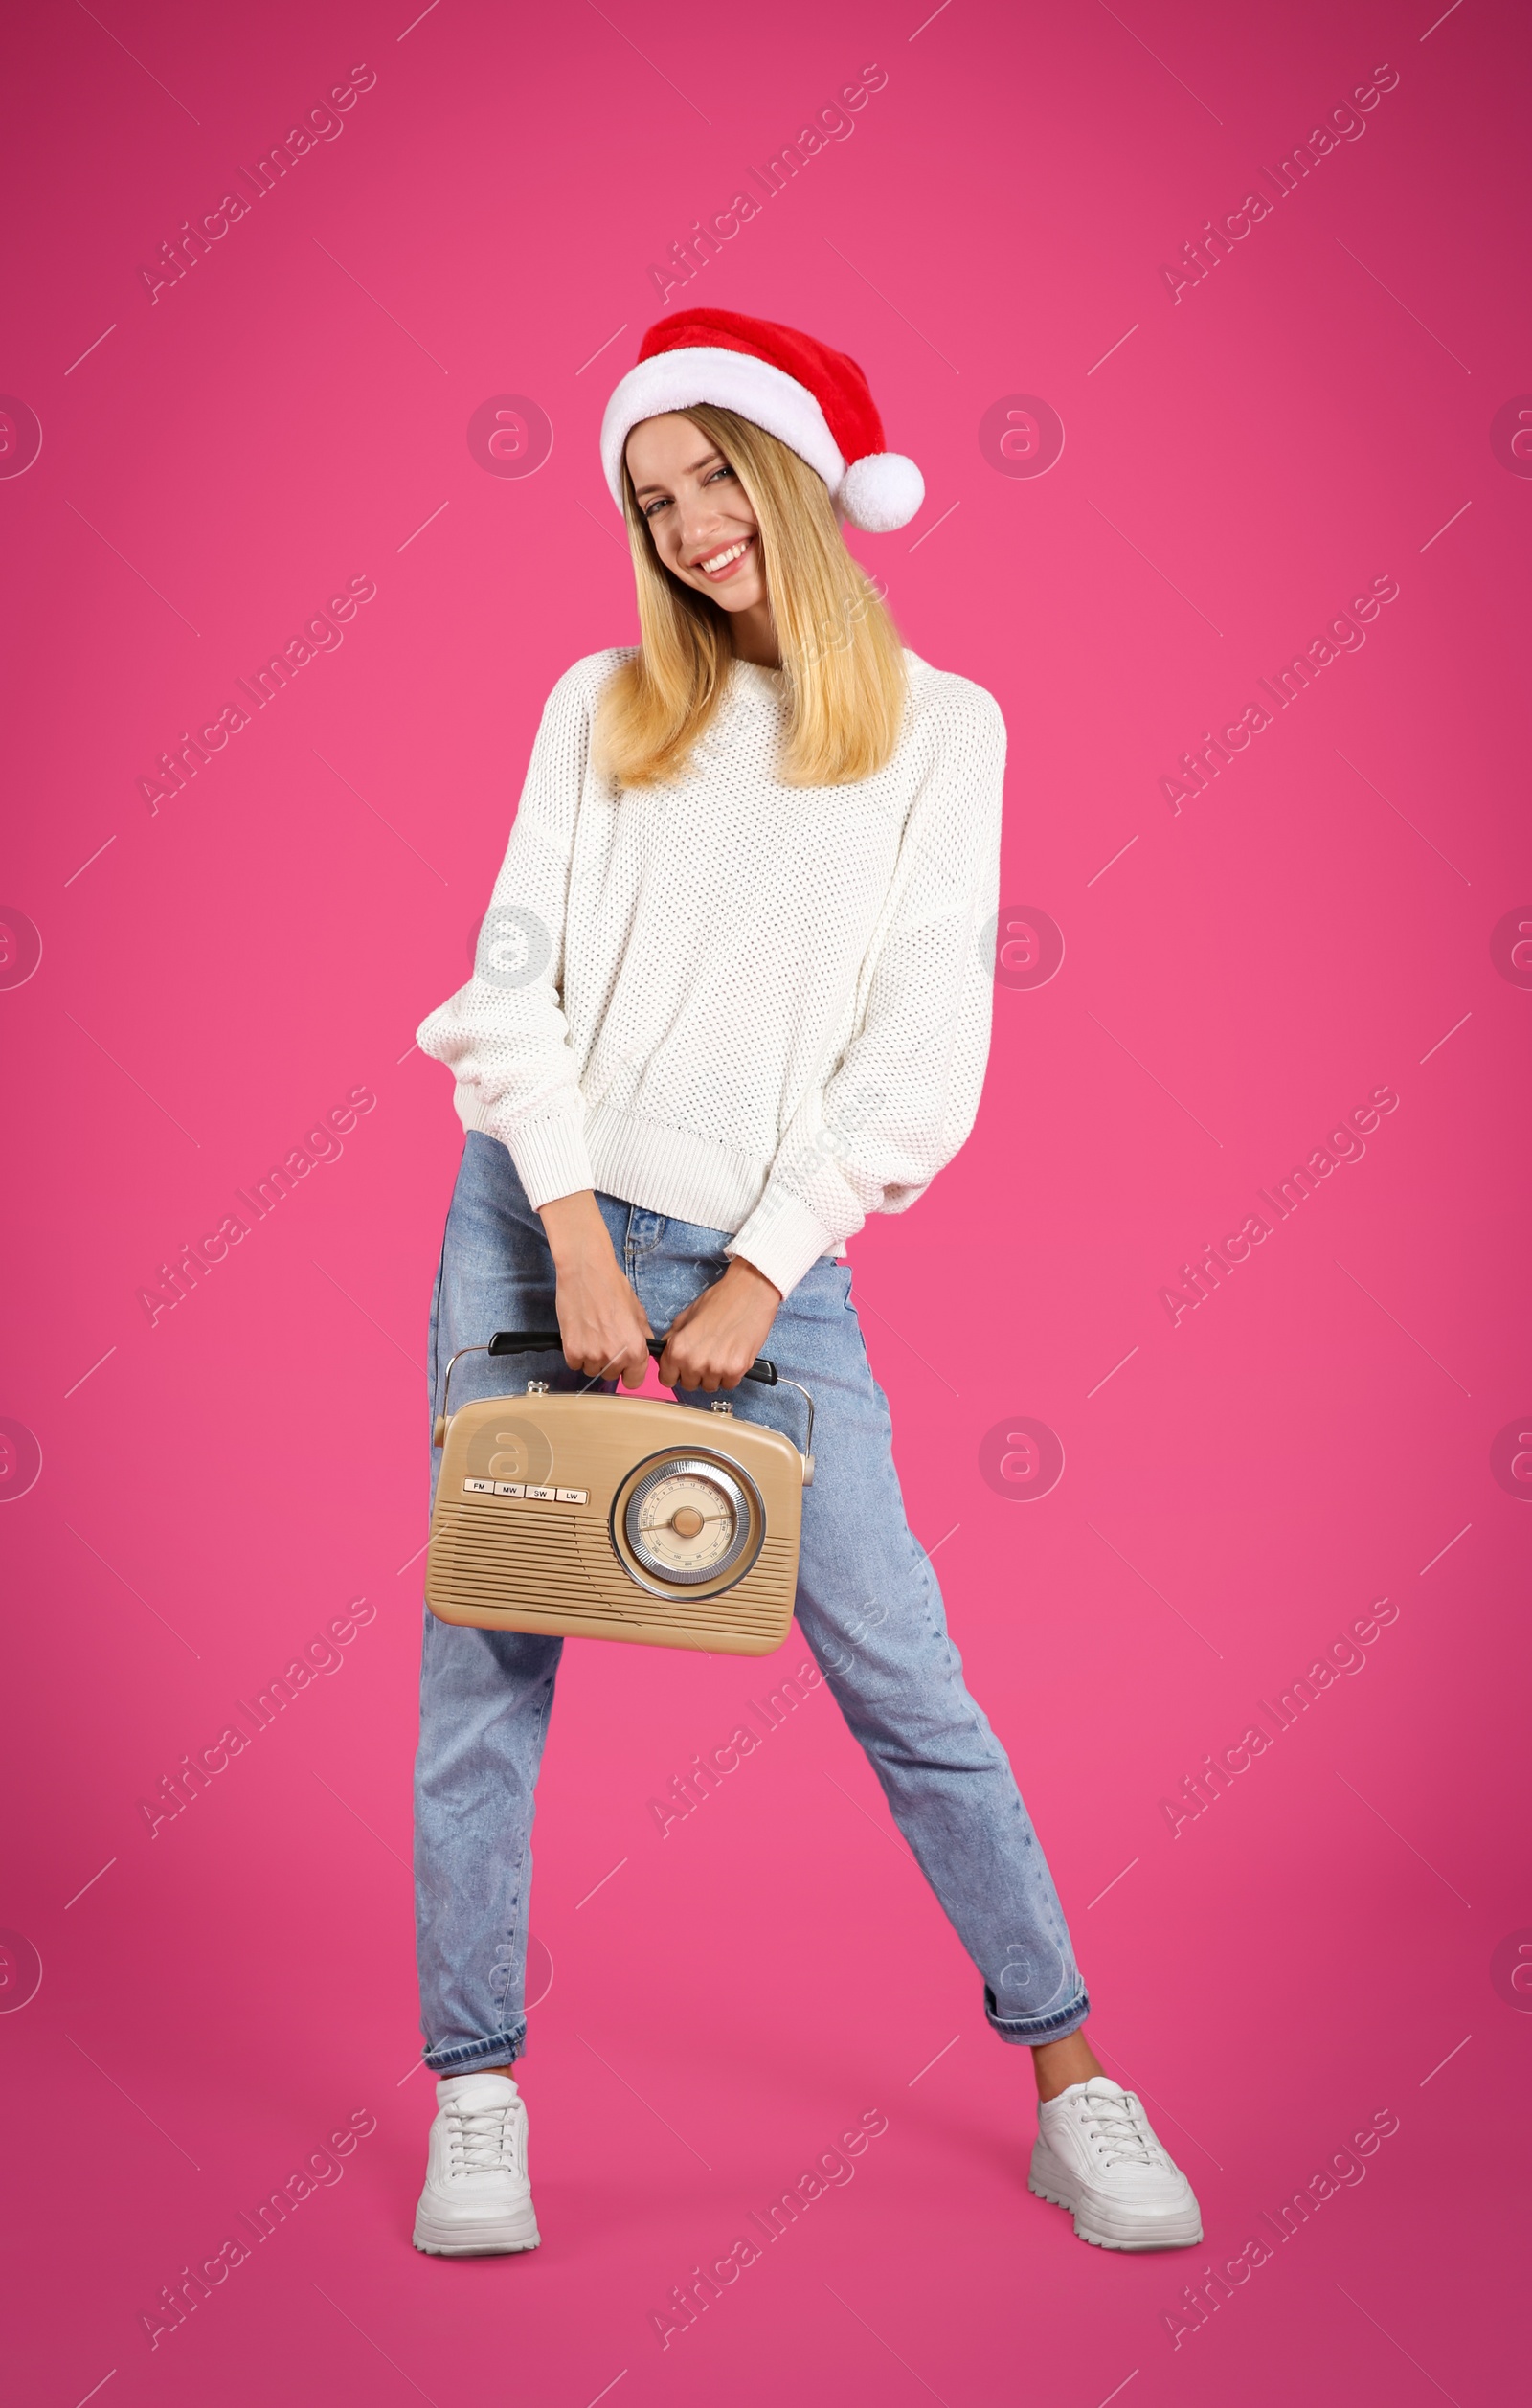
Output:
[{"xmin": 409, "ymin": 308, "xmax": 1201, "ymax": 2259}]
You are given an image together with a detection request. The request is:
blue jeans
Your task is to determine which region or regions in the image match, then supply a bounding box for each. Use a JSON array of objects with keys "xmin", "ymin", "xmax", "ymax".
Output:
[{"xmin": 414, "ymin": 1130, "xmax": 1089, "ymax": 2069}]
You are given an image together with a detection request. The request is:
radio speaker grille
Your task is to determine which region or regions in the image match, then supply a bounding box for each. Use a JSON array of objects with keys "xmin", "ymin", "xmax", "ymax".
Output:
[{"xmin": 426, "ymin": 1500, "xmax": 794, "ymax": 1647}]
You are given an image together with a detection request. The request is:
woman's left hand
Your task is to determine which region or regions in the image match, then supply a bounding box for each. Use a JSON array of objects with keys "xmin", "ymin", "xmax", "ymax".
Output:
[{"xmin": 657, "ymin": 1258, "xmax": 783, "ymax": 1393}]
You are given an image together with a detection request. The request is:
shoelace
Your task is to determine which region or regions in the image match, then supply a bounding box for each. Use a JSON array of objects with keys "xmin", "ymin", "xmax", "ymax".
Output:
[
  {"xmin": 1080, "ymin": 2091, "xmax": 1157, "ymax": 2169},
  {"xmin": 446, "ymin": 2101, "xmax": 516, "ymax": 2174}
]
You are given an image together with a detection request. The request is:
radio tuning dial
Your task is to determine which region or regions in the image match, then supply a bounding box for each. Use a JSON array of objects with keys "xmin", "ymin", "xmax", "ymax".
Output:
[{"xmin": 622, "ymin": 1455, "xmax": 755, "ymax": 1587}]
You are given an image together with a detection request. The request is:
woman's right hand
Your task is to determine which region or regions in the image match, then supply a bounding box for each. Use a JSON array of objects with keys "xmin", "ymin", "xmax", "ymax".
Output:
[{"xmin": 538, "ymin": 1190, "xmax": 653, "ymax": 1388}]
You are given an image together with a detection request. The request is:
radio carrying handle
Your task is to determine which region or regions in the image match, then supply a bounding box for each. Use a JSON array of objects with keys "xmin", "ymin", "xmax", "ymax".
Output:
[
  {"xmin": 433, "ymin": 1332, "xmax": 814, "ymax": 1471},
  {"xmin": 488, "ymin": 1330, "xmax": 777, "ymax": 1384}
]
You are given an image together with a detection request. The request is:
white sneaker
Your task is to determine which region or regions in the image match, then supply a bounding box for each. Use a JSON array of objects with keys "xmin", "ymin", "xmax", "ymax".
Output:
[
  {"xmin": 413, "ymin": 2071, "xmax": 541, "ymax": 2256},
  {"xmin": 1029, "ymin": 2075, "xmax": 1203, "ymax": 2250}
]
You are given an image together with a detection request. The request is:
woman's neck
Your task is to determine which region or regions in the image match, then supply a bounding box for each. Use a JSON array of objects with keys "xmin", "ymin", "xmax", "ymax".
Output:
[{"xmin": 728, "ymin": 596, "xmax": 780, "ymax": 670}]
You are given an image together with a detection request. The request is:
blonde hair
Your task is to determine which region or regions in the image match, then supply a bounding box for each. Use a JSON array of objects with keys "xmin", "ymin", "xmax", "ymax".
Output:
[{"xmin": 590, "ymin": 403, "xmax": 909, "ymax": 790}]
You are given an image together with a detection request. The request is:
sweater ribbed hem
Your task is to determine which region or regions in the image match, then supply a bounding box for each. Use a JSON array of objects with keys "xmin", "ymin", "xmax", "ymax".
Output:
[
  {"xmin": 584, "ymin": 1101, "xmax": 769, "ymax": 1234},
  {"xmin": 454, "ymin": 1085, "xmax": 845, "ymax": 1276}
]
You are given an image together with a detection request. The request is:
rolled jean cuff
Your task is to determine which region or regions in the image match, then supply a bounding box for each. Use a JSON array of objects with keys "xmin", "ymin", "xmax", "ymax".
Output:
[
  {"xmin": 422, "ymin": 2025, "xmax": 526, "ymax": 2074},
  {"xmin": 983, "ymin": 1983, "xmax": 1091, "ymax": 2045}
]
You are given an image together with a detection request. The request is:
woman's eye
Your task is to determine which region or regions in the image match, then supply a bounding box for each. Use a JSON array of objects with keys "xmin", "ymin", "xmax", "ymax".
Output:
[{"xmin": 642, "ymin": 464, "xmax": 731, "ymax": 515}]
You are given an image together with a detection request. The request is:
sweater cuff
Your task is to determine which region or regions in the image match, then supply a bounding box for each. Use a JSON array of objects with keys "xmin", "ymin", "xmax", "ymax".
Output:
[
  {"xmin": 726, "ymin": 1186, "xmax": 844, "ymax": 1301},
  {"xmin": 501, "ymin": 1110, "xmax": 597, "ymax": 1210}
]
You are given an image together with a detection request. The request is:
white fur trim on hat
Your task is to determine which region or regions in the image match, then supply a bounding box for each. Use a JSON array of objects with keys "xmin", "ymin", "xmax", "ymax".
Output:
[{"xmin": 601, "ymin": 348, "xmax": 845, "ymax": 511}]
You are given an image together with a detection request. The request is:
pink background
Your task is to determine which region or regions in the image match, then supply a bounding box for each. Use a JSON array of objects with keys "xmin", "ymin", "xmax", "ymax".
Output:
[{"xmin": 3, "ymin": 2, "xmax": 1527, "ymax": 2400}]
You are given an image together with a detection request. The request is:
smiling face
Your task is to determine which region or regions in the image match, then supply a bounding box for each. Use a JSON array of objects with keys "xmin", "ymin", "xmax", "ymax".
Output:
[{"xmin": 624, "ymin": 414, "xmax": 770, "ymax": 620}]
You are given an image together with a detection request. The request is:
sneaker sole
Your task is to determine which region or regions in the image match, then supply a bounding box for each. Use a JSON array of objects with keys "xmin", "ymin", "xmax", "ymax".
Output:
[
  {"xmin": 1028, "ymin": 2141, "xmax": 1203, "ymax": 2252},
  {"xmin": 413, "ymin": 2204, "xmax": 541, "ymax": 2257}
]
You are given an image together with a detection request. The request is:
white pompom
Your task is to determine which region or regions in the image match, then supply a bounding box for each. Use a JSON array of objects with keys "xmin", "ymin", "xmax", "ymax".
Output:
[{"xmin": 837, "ymin": 452, "xmax": 925, "ymax": 533}]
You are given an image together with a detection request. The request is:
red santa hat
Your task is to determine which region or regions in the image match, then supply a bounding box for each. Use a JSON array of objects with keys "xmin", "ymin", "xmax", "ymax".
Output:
[{"xmin": 600, "ymin": 306, "xmax": 925, "ymax": 534}]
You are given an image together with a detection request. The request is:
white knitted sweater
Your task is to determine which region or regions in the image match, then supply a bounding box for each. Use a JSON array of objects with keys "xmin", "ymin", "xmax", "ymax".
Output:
[{"xmin": 416, "ymin": 645, "xmax": 1005, "ymax": 1300}]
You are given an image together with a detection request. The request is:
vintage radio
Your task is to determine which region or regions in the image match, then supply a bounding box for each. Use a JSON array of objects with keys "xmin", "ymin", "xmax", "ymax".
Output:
[{"xmin": 424, "ymin": 1332, "xmax": 815, "ymax": 1656}]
